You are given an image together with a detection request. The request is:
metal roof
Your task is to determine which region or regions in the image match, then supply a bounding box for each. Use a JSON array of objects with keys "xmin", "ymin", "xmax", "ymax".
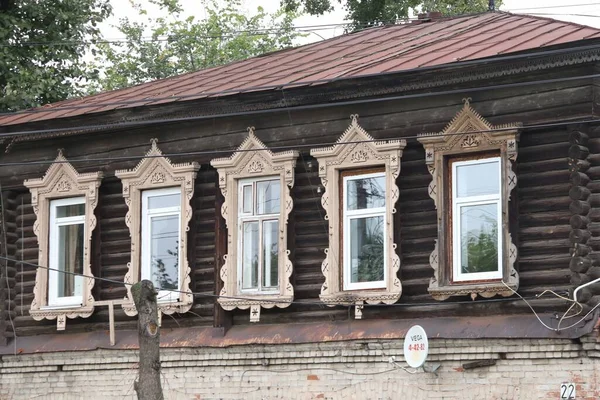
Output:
[{"xmin": 2, "ymin": 11, "xmax": 600, "ymax": 126}]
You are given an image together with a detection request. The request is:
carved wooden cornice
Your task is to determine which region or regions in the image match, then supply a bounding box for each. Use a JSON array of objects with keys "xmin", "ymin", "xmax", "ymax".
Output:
[
  {"xmin": 210, "ymin": 127, "xmax": 298, "ymax": 322},
  {"xmin": 24, "ymin": 150, "xmax": 103, "ymax": 330},
  {"xmin": 115, "ymin": 139, "xmax": 199, "ymax": 317},
  {"xmin": 417, "ymin": 99, "xmax": 521, "ymax": 301}
]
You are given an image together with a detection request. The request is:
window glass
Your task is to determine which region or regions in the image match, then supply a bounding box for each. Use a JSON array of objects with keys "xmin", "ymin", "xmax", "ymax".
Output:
[
  {"xmin": 150, "ymin": 215, "xmax": 179, "ymax": 290},
  {"xmin": 256, "ymin": 179, "xmax": 280, "ymax": 215},
  {"xmin": 57, "ymin": 223, "xmax": 84, "ymax": 298},
  {"xmin": 456, "ymin": 160, "xmax": 499, "ymax": 198},
  {"xmin": 347, "ymin": 176, "xmax": 386, "ymax": 210},
  {"xmin": 459, "ymin": 203, "xmax": 499, "ymax": 274},
  {"xmin": 349, "ymin": 216, "xmax": 384, "ymax": 283},
  {"xmin": 56, "ymin": 203, "xmax": 85, "ymax": 218},
  {"xmin": 148, "ymin": 192, "xmax": 180, "ymax": 209},
  {"xmin": 262, "ymin": 220, "xmax": 279, "ymax": 288},
  {"xmin": 242, "ymin": 221, "xmax": 259, "ymax": 289},
  {"xmin": 242, "ymin": 185, "xmax": 252, "ymax": 214}
]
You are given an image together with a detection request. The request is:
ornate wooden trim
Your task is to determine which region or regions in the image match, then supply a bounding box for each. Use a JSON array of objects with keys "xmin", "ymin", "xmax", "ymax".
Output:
[
  {"xmin": 24, "ymin": 151, "xmax": 103, "ymax": 330},
  {"xmin": 115, "ymin": 139, "xmax": 199, "ymax": 316},
  {"xmin": 310, "ymin": 115, "xmax": 406, "ymax": 308},
  {"xmin": 210, "ymin": 127, "xmax": 298, "ymax": 322},
  {"xmin": 417, "ymin": 98, "xmax": 521, "ymax": 300}
]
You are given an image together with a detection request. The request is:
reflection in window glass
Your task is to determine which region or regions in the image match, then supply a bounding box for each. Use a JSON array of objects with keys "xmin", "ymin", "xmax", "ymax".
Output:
[
  {"xmin": 242, "ymin": 185, "xmax": 252, "ymax": 214},
  {"xmin": 148, "ymin": 193, "xmax": 180, "ymax": 209},
  {"xmin": 150, "ymin": 215, "xmax": 180, "ymax": 290},
  {"xmin": 242, "ymin": 221, "xmax": 259, "ymax": 289},
  {"xmin": 256, "ymin": 179, "xmax": 280, "ymax": 215},
  {"xmin": 347, "ymin": 176, "xmax": 386, "ymax": 210},
  {"xmin": 459, "ymin": 203, "xmax": 499, "ymax": 274},
  {"xmin": 262, "ymin": 220, "xmax": 279, "ymax": 288},
  {"xmin": 456, "ymin": 160, "xmax": 500, "ymax": 198},
  {"xmin": 238, "ymin": 177, "xmax": 281, "ymax": 292},
  {"xmin": 57, "ymin": 204, "xmax": 85, "ymax": 218},
  {"xmin": 349, "ymin": 216, "xmax": 385, "ymax": 283},
  {"xmin": 57, "ymin": 223, "xmax": 84, "ymax": 298}
]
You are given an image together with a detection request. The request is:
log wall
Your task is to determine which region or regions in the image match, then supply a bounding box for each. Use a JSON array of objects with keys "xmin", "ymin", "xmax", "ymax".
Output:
[{"xmin": 0, "ymin": 63, "xmax": 595, "ymax": 335}]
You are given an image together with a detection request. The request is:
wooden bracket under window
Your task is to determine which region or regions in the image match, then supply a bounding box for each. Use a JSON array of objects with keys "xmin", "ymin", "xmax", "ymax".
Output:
[
  {"xmin": 417, "ymin": 99, "xmax": 521, "ymax": 300},
  {"xmin": 115, "ymin": 139, "xmax": 199, "ymax": 317},
  {"xmin": 310, "ymin": 115, "xmax": 406, "ymax": 313},
  {"xmin": 210, "ymin": 127, "xmax": 298, "ymax": 322},
  {"xmin": 24, "ymin": 150, "xmax": 103, "ymax": 330}
]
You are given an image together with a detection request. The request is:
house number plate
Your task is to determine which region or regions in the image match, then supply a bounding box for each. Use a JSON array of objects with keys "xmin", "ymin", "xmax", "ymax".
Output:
[{"xmin": 559, "ymin": 383, "xmax": 575, "ymax": 399}]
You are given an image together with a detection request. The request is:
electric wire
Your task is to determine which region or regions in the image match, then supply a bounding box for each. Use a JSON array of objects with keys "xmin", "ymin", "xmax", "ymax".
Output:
[
  {"xmin": 3, "ymin": 7, "xmax": 600, "ymax": 48},
  {"xmin": 507, "ymin": 2, "xmax": 600, "ymax": 11},
  {"xmin": 0, "ymin": 255, "xmax": 566, "ymax": 309},
  {"xmin": 2, "ymin": 42, "xmax": 600, "ymax": 118},
  {"xmin": 501, "ymin": 281, "xmax": 599, "ymax": 332}
]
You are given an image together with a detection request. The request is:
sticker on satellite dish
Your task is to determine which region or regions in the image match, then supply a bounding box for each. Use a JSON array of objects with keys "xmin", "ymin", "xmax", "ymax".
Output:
[{"xmin": 403, "ymin": 325, "xmax": 429, "ymax": 368}]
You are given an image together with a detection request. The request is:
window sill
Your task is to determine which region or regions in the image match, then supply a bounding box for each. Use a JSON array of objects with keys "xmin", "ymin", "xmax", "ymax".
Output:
[
  {"xmin": 30, "ymin": 304, "xmax": 95, "ymax": 330},
  {"xmin": 218, "ymin": 293, "xmax": 293, "ymax": 310},
  {"xmin": 428, "ymin": 280, "xmax": 518, "ymax": 301},
  {"xmin": 41, "ymin": 304, "xmax": 83, "ymax": 310},
  {"xmin": 320, "ymin": 290, "xmax": 400, "ymax": 306},
  {"xmin": 123, "ymin": 298, "xmax": 193, "ymax": 316}
]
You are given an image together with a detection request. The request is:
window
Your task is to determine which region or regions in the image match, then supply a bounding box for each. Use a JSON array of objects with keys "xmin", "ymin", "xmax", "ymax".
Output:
[
  {"xmin": 451, "ymin": 157, "xmax": 502, "ymax": 282},
  {"xmin": 116, "ymin": 139, "xmax": 198, "ymax": 317},
  {"xmin": 141, "ymin": 188, "xmax": 181, "ymax": 302},
  {"xmin": 24, "ymin": 150, "xmax": 103, "ymax": 330},
  {"xmin": 310, "ymin": 115, "xmax": 406, "ymax": 311},
  {"xmin": 417, "ymin": 99, "xmax": 519, "ymax": 300},
  {"xmin": 342, "ymin": 171, "xmax": 387, "ymax": 290},
  {"xmin": 48, "ymin": 197, "xmax": 86, "ymax": 307},
  {"xmin": 238, "ymin": 177, "xmax": 281, "ymax": 293},
  {"xmin": 210, "ymin": 128, "xmax": 298, "ymax": 322}
]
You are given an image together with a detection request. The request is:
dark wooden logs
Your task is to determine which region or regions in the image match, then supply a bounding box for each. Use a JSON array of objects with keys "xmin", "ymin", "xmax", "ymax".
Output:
[{"xmin": 569, "ymin": 129, "xmax": 593, "ymax": 301}]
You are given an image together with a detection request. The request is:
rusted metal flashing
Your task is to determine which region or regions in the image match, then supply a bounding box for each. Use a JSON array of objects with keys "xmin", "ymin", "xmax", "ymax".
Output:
[{"xmin": 0, "ymin": 313, "xmax": 595, "ymax": 355}]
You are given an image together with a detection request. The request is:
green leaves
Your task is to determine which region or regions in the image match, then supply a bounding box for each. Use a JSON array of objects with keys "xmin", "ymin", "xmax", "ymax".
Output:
[
  {"xmin": 282, "ymin": 0, "xmax": 502, "ymax": 30},
  {"xmin": 0, "ymin": 0, "xmax": 112, "ymax": 112},
  {"xmin": 89, "ymin": 0, "xmax": 302, "ymax": 92}
]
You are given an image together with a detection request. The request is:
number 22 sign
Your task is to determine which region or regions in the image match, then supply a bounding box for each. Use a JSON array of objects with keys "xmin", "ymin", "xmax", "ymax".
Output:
[{"xmin": 560, "ymin": 383, "xmax": 575, "ymax": 400}]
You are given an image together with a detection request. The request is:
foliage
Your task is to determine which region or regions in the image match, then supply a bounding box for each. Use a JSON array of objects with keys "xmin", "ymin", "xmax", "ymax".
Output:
[
  {"xmin": 90, "ymin": 0, "xmax": 301, "ymax": 92},
  {"xmin": 0, "ymin": 0, "xmax": 111, "ymax": 111},
  {"xmin": 282, "ymin": 0, "xmax": 502, "ymax": 29},
  {"xmin": 462, "ymin": 220, "xmax": 498, "ymax": 274}
]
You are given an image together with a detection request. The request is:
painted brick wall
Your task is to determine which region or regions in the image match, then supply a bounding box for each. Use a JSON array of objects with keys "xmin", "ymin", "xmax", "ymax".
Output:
[{"xmin": 1, "ymin": 337, "xmax": 599, "ymax": 400}]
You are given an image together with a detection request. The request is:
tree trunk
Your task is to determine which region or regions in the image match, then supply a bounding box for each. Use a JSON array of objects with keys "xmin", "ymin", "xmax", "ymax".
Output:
[{"xmin": 132, "ymin": 280, "xmax": 164, "ymax": 400}]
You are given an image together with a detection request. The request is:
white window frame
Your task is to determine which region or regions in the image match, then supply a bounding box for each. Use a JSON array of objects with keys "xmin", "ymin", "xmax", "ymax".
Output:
[
  {"xmin": 116, "ymin": 139, "xmax": 198, "ymax": 317},
  {"xmin": 237, "ymin": 176, "xmax": 281, "ymax": 294},
  {"xmin": 451, "ymin": 157, "xmax": 503, "ymax": 282},
  {"xmin": 141, "ymin": 187, "xmax": 182, "ymax": 303},
  {"xmin": 48, "ymin": 196, "xmax": 86, "ymax": 308},
  {"xmin": 342, "ymin": 172, "xmax": 387, "ymax": 291},
  {"xmin": 210, "ymin": 127, "xmax": 298, "ymax": 322}
]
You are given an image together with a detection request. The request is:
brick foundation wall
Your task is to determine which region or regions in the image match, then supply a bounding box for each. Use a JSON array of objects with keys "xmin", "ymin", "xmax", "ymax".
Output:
[{"xmin": 1, "ymin": 337, "xmax": 599, "ymax": 400}]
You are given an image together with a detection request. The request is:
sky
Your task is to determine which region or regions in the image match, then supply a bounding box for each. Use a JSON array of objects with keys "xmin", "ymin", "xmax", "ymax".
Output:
[{"xmin": 100, "ymin": 0, "xmax": 600, "ymax": 45}]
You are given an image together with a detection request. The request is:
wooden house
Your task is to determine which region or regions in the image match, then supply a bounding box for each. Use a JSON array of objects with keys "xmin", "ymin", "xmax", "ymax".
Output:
[{"xmin": 0, "ymin": 11, "xmax": 600, "ymax": 399}]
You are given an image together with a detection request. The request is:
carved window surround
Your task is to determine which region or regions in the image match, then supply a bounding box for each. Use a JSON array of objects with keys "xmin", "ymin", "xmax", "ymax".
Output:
[
  {"xmin": 310, "ymin": 115, "xmax": 406, "ymax": 309},
  {"xmin": 417, "ymin": 99, "xmax": 521, "ymax": 301},
  {"xmin": 115, "ymin": 140, "xmax": 199, "ymax": 316},
  {"xmin": 24, "ymin": 151, "xmax": 103, "ymax": 330},
  {"xmin": 210, "ymin": 127, "xmax": 298, "ymax": 322}
]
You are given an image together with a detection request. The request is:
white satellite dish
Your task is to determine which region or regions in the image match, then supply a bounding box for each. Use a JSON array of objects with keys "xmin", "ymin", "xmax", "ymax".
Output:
[{"xmin": 403, "ymin": 325, "xmax": 429, "ymax": 368}]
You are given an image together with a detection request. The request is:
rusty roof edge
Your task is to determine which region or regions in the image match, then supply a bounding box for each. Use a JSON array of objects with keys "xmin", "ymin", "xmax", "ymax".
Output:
[
  {"xmin": 0, "ymin": 313, "xmax": 596, "ymax": 356},
  {"xmin": 3, "ymin": 41, "xmax": 600, "ymax": 146},
  {"xmin": 3, "ymin": 36, "xmax": 600, "ymax": 131}
]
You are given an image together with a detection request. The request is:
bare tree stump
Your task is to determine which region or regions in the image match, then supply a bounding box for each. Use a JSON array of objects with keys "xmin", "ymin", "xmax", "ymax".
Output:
[{"xmin": 132, "ymin": 280, "xmax": 164, "ymax": 400}]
